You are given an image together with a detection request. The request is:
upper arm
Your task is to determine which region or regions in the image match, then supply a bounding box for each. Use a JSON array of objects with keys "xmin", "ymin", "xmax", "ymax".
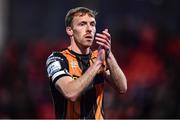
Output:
[
  {"xmin": 46, "ymin": 52, "xmax": 71, "ymax": 86},
  {"xmin": 54, "ymin": 75, "xmax": 73, "ymax": 96}
]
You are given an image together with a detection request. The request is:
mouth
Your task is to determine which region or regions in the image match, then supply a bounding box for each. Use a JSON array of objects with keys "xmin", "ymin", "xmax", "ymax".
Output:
[{"xmin": 85, "ymin": 35, "xmax": 93, "ymax": 39}]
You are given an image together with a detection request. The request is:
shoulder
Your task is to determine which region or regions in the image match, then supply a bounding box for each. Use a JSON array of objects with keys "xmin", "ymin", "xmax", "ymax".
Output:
[
  {"xmin": 46, "ymin": 51, "xmax": 70, "ymax": 83},
  {"xmin": 46, "ymin": 51, "xmax": 67, "ymax": 66}
]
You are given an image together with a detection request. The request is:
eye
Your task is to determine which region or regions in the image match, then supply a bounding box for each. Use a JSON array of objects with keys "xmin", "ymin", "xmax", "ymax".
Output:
[
  {"xmin": 91, "ymin": 22, "xmax": 96, "ymax": 27},
  {"xmin": 79, "ymin": 22, "xmax": 86, "ymax": 26}
]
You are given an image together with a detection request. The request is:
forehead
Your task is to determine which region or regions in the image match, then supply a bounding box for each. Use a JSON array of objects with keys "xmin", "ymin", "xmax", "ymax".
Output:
[{"xmin": 72, "ymin": 13, "xmax": 96, "ymax": 23}]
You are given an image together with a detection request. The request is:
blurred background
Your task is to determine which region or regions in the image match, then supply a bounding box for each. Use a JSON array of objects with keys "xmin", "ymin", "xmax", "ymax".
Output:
[{"xmin": 0, "ymin": 0, "xmax": 179, "ymax": 118}]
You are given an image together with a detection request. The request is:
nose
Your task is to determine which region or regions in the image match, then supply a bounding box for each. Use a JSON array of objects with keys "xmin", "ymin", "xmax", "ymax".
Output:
[{"xmin": 86, "ymin": 24, "xmax": 92, "ymax": 33}]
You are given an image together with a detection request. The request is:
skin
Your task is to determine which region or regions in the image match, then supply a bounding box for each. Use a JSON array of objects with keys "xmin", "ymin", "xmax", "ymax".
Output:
[
  {"xmin": 96, "ymin": 29, "xmax": 127, "ymax": 93},
  {"xmin": 66, "ymin": 13, "xmax": 96, "ymax": 54},
  {"xmin": 55, "ymin": 13, "xmax": 127, "ymax": 102}
]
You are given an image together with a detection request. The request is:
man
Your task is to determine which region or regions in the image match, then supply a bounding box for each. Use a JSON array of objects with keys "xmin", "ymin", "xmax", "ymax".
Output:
[{"xmin": 46, "ymin": 7, "xmax": 127, "ymax": 119}]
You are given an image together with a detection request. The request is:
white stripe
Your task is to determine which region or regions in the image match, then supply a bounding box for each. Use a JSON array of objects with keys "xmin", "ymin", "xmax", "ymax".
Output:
[
  {"xmin": 47, "ymin": 61, "xmax": 61, "ymax": 77},
  {"xmin": 52, "ymin": 70, "xmax": 66, "ymax": 82}
]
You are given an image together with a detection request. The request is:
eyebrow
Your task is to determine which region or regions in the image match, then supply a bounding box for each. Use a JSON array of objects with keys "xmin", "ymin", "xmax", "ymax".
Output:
[
  {"xmin": 91, "ymin": 21, "xmax": 96, "ymax": 24},
  {"xmin": 78, "ymin": 20, "xmax": 96, "ymax": 24}
]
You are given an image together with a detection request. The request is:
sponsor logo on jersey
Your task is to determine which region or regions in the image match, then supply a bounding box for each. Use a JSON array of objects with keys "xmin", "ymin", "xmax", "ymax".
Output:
[
  {"xmin": 70, "ymin": 61, "xmax": 78, "ymax": 68},
  {"xmin": 47, "ymin": 61, "xmax": 62, "ymax": 77}
]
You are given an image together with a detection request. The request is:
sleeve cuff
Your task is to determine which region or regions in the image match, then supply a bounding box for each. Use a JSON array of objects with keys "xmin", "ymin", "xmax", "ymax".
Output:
[{"xmin": 52, "ymin": 74, "xmax": 71, "ymax": 85}]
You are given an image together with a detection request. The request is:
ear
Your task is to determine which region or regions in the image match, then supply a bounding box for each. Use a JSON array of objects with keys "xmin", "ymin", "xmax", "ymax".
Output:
[{"xmin": 66, "ymin": 27, "xmax": 73, "ymax": 36}]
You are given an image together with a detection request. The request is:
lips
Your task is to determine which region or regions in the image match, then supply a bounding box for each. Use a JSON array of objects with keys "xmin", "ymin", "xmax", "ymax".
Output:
[
  {"xmin": 85, "ymin": 36, "xmax": 92, "ymax": 38},
  {"xmin": 85, "ymin": 35, "xmax": 93, "ymax": 39}
]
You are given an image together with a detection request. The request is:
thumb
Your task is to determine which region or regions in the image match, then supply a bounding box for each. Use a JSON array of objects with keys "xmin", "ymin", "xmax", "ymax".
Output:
[{"xmin": 105, "ymin": 28, "xmax": 108, "ymax": 32}]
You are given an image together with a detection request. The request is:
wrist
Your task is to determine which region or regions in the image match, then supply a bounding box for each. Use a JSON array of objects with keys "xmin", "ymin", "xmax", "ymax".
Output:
[
  {"xmin": 95, "ymin": 59, "xmax": 107, "ymax": 74},
  {"xmin": 106, "ymin": 50, "xmax": 113, "ymax": 60},
  {"xmin": 95, "ymin": 59, "xmax": 103, "ymax": 66},
  {"xmin": 105, "ymin": 49, "xmax": 110, "ymax": 58}
]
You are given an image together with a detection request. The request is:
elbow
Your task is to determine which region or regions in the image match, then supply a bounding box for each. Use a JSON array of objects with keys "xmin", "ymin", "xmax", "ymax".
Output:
[
  {"xmin": 120, "ymin": 78, "xmax": 128, "ymax": 93},
  {"xmin": 55, "ymin": 83, "xmax": 79, "ymax": 102},
  {"xmin": 68, "ymin": 96, "xmax": 78, "ymax": 102},
  {"xmin": 120, "ymin": 86, "xmax": 127, "ymax": 94},
  {"xmin": 65, "ymin": 93, "xmax": 79, "ymax": 102},
  {"xmin": 119, "ymin": 84, "xmax": 127, "ymax": 94}
]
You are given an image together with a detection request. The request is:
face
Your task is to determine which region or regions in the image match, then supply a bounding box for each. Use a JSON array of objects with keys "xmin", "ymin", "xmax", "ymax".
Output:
[{"xmin": 68, "ymin": 13, "xmax": 96, "ymax": 49}]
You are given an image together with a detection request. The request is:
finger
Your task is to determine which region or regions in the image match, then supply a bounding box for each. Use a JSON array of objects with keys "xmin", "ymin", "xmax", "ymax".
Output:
[
  {"xmin": 95, "ymin": 37, "xmax": 111, "ymax": 46},
  {"xmin": 96, "ymin": 38, "xmax": 111, "ymax": 51},
  {"xmin": 96, "ymin": 41, "xmax": 110, "ymax": 50},
  {"xmin": 95, "ymin": 35, "xmax": 111, "ymax": 45},
  {"xmin": 102, "ymin": 29, "xmax": 111, "ymax": 41},
  {"xmin": 102, "ymin": 31, "xmax": 111, "ymax": 40},
  {"xmin": 96, "ymin": 33, "xmax": 108, "ymax": 41}
]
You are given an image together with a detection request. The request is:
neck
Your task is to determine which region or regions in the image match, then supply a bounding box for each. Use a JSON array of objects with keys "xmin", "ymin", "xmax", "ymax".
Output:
[{"xmin": 70, "ymin": 39, "xmax": 90, "ymax": 55}]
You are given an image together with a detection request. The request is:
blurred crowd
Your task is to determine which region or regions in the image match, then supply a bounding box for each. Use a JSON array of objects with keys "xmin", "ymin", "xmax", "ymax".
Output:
[
  {"xmin": 104, "ymin": 23, "xmax": 180, "ymax": 118},
  {"xmin": 0, "ymin": 0, "xmax": 179, "ymax": 119}
]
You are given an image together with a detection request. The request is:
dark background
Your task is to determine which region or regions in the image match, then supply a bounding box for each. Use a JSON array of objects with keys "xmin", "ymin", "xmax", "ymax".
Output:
[{"xmin": 0, "ymin": 0, "xmax": 179, "ymax": 118}]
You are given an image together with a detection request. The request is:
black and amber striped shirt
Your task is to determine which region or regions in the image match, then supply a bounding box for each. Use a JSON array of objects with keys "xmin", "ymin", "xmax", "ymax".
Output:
[{"xmin": 46, "ymin": 47, "xmax": 105, "ymax": 119}]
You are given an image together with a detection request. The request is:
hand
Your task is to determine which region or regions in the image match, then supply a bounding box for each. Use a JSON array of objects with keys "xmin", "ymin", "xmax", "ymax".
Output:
[
  {"xmin": 97, "ymin": 46, "xmax": 105, "ymax": 63},
  {"xmin": 96, "ymin": 46, "xmax": 106, "ymax": 74},
  {"xmin": 95, "ymin": 29, "xmax": 111, "ymax": 58}
]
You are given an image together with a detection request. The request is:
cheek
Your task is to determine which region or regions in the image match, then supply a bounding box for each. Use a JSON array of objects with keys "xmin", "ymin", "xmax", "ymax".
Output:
[
  {"xmin": 74, "ymin": 30, "xmax": 84, "ymax": 41},
  {"xmin": 73, "ymin": 29, "xmax": 81, "ymax": 36},
  {"xmin": 78, "ymin": 30, "xmax": 85, "ymax": 38},
  {"xmin": 93, "ymin": 27, "xmax": 96, "ymax": 33},
  {"xmin": 93, "ymin": 28, "xmax": 96, "ymax": 36}
]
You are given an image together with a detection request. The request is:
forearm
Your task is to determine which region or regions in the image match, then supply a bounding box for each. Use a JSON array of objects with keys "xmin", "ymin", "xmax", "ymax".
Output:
[
  {"xmin": 106, "ymin": 52, "xmax": 127, "ymax": 93},
  {"xmin": 95, "ymin": 28, "xmax": 127, "ymax": 93},
  {"xmin": 71, "ymin": 60, "xmax": 102, "ymax": 95},
  {"xmin": 56, "ymin": 60, "xmax": 102, "ymax": 101}
]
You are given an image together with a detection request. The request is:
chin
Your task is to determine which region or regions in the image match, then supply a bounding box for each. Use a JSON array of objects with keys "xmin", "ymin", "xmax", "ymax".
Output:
[
  {"xmin": 84, "ymin": 45, "xmax": 91, "ymax": 48},
  {"xmin": 83, "ymin": 43, "xmax": 92, "ymax": 48},
  {"xmin": 84, "ymin": 41, "xmax": 93, "ymax": 47}
]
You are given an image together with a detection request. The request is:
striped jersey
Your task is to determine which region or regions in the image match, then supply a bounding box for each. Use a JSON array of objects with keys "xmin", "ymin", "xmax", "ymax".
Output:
[{"xmin": 46, "ymin": 47, "xmax": 105, "ymax": 119}]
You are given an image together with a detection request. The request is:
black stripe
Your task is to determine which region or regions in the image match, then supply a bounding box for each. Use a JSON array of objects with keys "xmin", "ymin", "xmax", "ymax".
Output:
[
  {"xmin": 48, "ymin": 50, "xmax": 70, "ymax": 119},
  {"xmin": 73, "ymin": 52, "xmax": 97, "ymax": 118},
  {"xmin": 50, "ymin": 80, "xmax": 67, "ymax": 119},
  {"xmin": 80, "ymin": 85, "xmax": 96, "ymax": 119}
]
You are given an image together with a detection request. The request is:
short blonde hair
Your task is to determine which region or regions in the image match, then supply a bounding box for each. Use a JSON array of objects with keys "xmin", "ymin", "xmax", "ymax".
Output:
[{"xmin": 65, "ymin": 7, "xmax": 97, "ymax": 27}]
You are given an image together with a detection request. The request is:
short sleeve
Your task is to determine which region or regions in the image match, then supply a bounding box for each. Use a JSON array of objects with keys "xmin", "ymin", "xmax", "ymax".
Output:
[{"xmin": 46, "ymin": 52, "xmax": 70, "ymax": 84}]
